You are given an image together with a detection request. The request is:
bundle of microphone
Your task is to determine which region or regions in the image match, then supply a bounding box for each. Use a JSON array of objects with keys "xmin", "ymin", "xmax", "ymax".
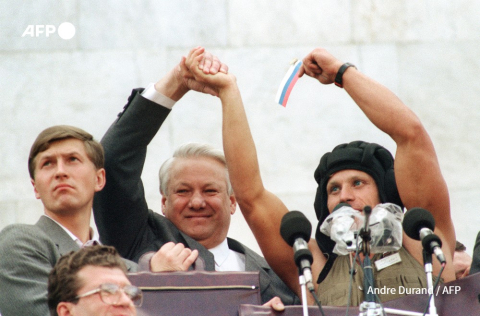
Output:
[
  {"xmin": 320, "ymin": 203, "xmax": 404, "ymax": 255},
  {"xmin": 278, "ymin": 205, "xmax": 446, "ymax": 315},
  {"xmin": 279, "ymin": 206, "xmax": 446, "ymax": 280}
]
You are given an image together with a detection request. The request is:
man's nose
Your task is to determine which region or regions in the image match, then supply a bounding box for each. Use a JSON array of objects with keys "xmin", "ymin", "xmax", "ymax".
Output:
[
  {"xmin": 339, "ymin": 186, "xmax": 354, "ymax": 203},
  {"xmin": 112, "ymin": 290, "xmax": 135, "ymax": 308},
  {"xmin": 54, "ymin": 160, "xmax": 68, "ymax": 178},
  {"xmin": 189, "ymin": 191, "xmax": 206, "ymax": 209}
]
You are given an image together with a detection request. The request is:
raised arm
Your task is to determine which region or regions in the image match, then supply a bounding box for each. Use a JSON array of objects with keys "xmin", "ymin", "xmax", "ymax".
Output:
[
  {"xmin": 93, "ymin": 48, "xmax": 228, "ymax": 261},
  {"xmin": 93, "ymin": 84, "xmax": 172, "ymax": 260},
  {"xmin": 186, "ymin": 48, "xmax": 324, "ymax": 299},
  {"xmin": 301, "ymin": 48, "xmax": 455, "ymax": 280}
]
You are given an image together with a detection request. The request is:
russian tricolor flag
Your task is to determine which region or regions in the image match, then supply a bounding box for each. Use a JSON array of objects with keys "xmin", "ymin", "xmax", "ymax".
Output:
[{"xmin": 275, "ymin": 59, "xmax": 303, "ymax": 107}]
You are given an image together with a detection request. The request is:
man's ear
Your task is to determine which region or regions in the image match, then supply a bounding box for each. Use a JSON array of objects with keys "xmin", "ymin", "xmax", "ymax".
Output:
[
  {"xmin": 31, "ymin": 179, "xmax": 41, "ymax": 200},
  {"xmin": 57, "ymin": 302, "xmax": 74, "ymax": 316},
  {"xmin": 229, "ymin": 194, "xmax": 237, "ymax": 215},
  {"xmin": 161, "ymin": 195, "xmax": 167, "ymax": 215},
  {"xmin": 94, "ymin": 168, "xmax": 106, "ymax": 192}
]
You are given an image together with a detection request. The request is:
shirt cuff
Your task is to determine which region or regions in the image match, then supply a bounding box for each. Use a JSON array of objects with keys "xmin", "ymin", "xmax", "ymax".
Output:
[{"xmin": 141, "ymin": 83, "xmax": 176, "ymax": 109}]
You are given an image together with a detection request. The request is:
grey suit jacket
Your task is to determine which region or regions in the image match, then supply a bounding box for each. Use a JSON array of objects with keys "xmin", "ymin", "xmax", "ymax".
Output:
[
  {"xmin": 93, "ymin": 89, "xmax": 299, "ymax": 305},
  {"xmin": 0, "ymin": 216, "xmax": 81, "ymax": 316},
  {"xmin": 0, "ymin": 216, "xmax": 136, "ymax": 316}
]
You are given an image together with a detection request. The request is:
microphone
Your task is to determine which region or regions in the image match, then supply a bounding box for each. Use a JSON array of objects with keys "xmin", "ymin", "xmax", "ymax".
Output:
[
  {"xmin": 362, "ymin": 206, "xmax": 372, "ymax": 234},
  {"xmin": 333, "ymin": 202, "xmax": 351, "ymax": 212},
  {"xmin": 280, "ymin": 210, "xmax": 314, "ymax": 291},
  {"xmin": 359, "ymin": 205, "xmax": 372, "ymax": 255},
  {"xmin": 403, "ymin": 207, "xmax": 446, "ymax": 264}
]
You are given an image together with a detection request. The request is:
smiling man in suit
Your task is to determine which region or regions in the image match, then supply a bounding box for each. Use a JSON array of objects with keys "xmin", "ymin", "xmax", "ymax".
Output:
[{"xmin": 93, "ymin": 47, "xmax": 299, "ymax": 305}]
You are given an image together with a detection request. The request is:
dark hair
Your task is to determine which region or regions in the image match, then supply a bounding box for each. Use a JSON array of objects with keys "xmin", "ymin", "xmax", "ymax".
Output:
[
  {"xmin": 47, "ymin": 245, "xmax": 127, "ymax": 316},
  {"xmin": 455, "ymin": 241, "xmax": 467, "ymax": 252},
  {"xmin": 28, "ymin": 125, "xmax": 104, "ymax": 179},
  {"xmin": 313, "ymin": 141, "xmax": 404, "ymax": 256}
]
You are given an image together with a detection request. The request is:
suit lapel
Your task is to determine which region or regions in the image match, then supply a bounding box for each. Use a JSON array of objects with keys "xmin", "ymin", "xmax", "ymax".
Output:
[
  {"xmin": 227, "ymin": 238, "xmax": 272, "ymax": 296},
  {"xmin": 179, "ymin": 231, "xmax": 216, "ymax": 271},
  {"xmin": 227, "ymin": 238, "xmax": 271, "ymax": 271},
  {"xmin": 36, "ymin": 216, "xmax": 80, "ymax": 256}
]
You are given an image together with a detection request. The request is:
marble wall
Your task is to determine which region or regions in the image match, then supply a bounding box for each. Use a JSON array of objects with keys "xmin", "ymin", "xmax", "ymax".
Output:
[{"xmin": 1, "ymin": 0, "xmax": 479, "ymax": 255}]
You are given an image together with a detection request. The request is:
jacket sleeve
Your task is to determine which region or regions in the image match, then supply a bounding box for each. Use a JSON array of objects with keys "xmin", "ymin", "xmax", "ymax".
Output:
[
  {"xmin": 470, "ymin": 232, "xmax": 480, "ymax": 275},
  {"xmin": 93, "ymin": 89, "xmax": 171, "ymax": 260}
]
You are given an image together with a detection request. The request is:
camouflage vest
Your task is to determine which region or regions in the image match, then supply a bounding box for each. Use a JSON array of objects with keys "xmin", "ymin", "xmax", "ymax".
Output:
[{"xmin": 317, "ymin": 247, "xmax": 431, "ymax": 306}]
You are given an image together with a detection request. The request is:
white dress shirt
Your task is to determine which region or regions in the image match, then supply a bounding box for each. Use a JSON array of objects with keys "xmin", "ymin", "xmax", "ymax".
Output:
[
  {"xmin": 208, "ymin": 239, "xmax": 246, "ymax": 272},
  {"xmin": 141, "ymin": 83, "xmax": 176, "ymax": 109},
  {"xmin": 43, "ymin": 215, "xmax": 100, "ymax": 248}
]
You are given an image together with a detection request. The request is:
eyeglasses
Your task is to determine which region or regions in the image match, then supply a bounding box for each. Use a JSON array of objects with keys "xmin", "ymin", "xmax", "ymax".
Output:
[{"xmin": 76, "ymin": 283, "xmax": 143, "ymax": 307}]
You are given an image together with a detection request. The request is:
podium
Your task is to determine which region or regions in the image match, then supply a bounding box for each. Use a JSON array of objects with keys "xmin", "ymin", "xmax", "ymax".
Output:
[
  {"xmin": 127, "ymin": 271, "xmax": 480, "ymax": 315},
  {"xmin": 128, "ymin": 271, "xmax": 261, "ymax": 316},
  {"xmin": 239, "ymin": 272, "xmax": 480, "ymax": 315}
]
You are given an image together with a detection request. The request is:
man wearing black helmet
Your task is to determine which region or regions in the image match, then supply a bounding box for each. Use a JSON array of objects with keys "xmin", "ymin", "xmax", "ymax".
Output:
[{"xmin": 184, "ymin": 47, "xmax": 455, "ymax": 306}]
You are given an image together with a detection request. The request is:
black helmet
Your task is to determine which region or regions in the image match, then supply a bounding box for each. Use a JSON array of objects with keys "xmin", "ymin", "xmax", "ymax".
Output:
[{"xmin": 313, "ymin": 141, "xmax": 403, "ymax": 257}]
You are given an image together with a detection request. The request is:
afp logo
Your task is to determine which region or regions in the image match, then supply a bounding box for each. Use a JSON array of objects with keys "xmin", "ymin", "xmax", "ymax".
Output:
[{"xmin": 22, "ymin": 22, "xmax": 76, "ymax": 40}]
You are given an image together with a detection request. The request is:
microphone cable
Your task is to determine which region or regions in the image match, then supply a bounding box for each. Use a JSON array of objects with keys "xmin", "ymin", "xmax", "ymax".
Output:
[{"xmin": 309, "ymin": 286, "xmax": 326, "ymax": 316}]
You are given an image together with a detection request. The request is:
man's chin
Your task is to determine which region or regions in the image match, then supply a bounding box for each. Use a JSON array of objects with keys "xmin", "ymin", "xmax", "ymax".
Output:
[
  {"xmin": 47, "ymin": 201, "xmax": 84, "ymax": 215},
  {"xmin": 179, "ymin": 226, "xmax": 210, "ymax": 239}
]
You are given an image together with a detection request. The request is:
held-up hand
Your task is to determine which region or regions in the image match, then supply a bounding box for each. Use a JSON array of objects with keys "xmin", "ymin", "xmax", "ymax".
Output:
[
  {"xmin": 150, "ymin": 242, "xmax": 199, "ymax": 272},
  {"xmin": 154, "ymin": 46, "xmax": 228, "ymax": 99},
  {"xmin": 184, "ymin": 46, "xmax": 236, "ymax": 96},
  {"xmin": 197, "ymin": 47, "xmax": 228, "ymax": 75},
  {"xmin": 262, "ymin": 296, "xmax": 285, "ymax": 311},
  {"xmin": 298, "ymin": 47, "xmax": 344, "ymax": 85},
  {"xmin": 176, "ymin": 47, "xmax": 230, "ymax": 97}
]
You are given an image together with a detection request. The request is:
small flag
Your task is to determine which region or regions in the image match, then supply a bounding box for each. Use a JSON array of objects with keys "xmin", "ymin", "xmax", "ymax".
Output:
[{"xmin": 275, "ymin": 59, "xmax": 303, "ymax": 107}]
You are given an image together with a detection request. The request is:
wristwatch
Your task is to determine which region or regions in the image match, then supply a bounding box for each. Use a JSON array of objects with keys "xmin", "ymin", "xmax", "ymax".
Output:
[{"xmin": 334, "ymin": 63, "xmax": 356, "ymax": 88}]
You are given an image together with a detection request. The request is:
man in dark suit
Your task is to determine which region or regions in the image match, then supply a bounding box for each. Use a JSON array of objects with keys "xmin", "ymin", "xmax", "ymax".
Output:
[
  {"xmin": 93, "ymin": 47, "xmax": 299, "ymax": 305},
  {"xmin": 0, "ymin": 125, "xmax": 136, "ymax": 316}
]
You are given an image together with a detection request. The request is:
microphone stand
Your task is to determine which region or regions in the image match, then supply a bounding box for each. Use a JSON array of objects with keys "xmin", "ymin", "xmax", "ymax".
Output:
[
  {"xmin": 422, "ymin": 249, "xmax": 439, "ymax": 316},
  {"xmin": 358, "ymin": 206, "xmax": 381, "ymax": 316},
  {"xmin": 293, "ymin": 241, "xmax": 314, "ymax": 316},
  {"xmin": 298, "ymin": 274, "xmax": 309, "ymax": 316}
]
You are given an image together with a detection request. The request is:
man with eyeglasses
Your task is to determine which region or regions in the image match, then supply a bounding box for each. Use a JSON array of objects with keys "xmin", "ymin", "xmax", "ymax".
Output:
[{"xmin": 48, "ymin": 245, "xmax": 142, "ymax": 316}]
